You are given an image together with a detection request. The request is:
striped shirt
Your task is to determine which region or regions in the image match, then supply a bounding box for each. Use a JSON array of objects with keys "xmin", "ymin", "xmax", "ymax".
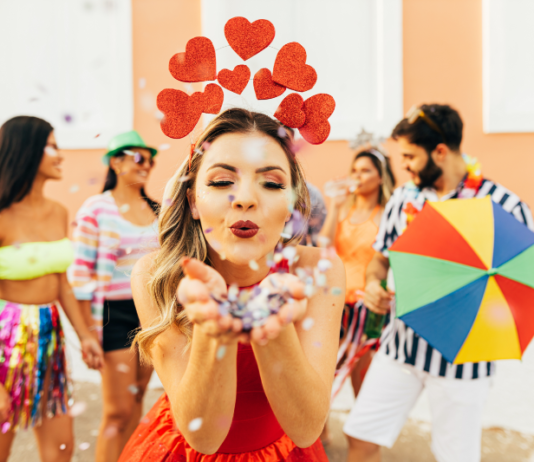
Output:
[
  {"xmin": 69, "ymin": 191, "xmax": 159, "ymax": 324},
  {"xmin": 374, "ymin": 175, "xmax": 534, "ymax": 379}
]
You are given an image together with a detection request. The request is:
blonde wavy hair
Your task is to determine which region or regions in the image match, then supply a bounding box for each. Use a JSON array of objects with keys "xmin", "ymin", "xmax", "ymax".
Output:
[{"xmin": 133, "ymin": 109, "xmax": 311, "ymax": 363}]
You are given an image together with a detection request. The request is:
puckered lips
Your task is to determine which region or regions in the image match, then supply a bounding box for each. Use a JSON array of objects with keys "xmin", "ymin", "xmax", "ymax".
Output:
[{"xmin": 230, "ymin": 220, "xmax": 259, "ymax": 238}]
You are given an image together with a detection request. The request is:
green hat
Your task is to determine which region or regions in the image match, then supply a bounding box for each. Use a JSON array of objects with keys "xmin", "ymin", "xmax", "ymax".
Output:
[{"xmin": 102, "ymin": 130, "xmax": 158, "ymax": 166}]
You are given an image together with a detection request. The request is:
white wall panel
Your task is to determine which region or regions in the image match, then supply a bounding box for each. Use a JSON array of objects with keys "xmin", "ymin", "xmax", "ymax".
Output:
[
  {"xmin": 483, "ymin": 0, "xmax": 534, "ymax": 133},
  {"xmin": 0, "ymin": 0, "xmax": 133, "ymax": 149},
  {"xmin": 201, "ymin": 0, "xmax": 403, "ymax": 141}
]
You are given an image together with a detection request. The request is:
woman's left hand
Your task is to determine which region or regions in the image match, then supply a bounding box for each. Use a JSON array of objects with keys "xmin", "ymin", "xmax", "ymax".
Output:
[
  {"xmin": 250, "ymin": 273, "xmax": 308, "ymax": 345},
  {"xmin": 80, "ymin": 336, "xmax": 105, "ymax": 370}
]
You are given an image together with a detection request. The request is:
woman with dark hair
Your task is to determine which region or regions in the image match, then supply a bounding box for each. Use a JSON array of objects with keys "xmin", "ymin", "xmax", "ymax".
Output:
[
  {"xmin": 70, "ymin": 130, "xmax": 159, "ymax": 462},
  {"xmin": 117, "ymin": 108, "xmax": 345, "ymax": 461},
  {"xmin": 319, "ymin": 147, "xmax": 396, "ymax": 445},
  {"xmin": 0, "ymin": 116, "xmax": 103, "ymax": 462}
]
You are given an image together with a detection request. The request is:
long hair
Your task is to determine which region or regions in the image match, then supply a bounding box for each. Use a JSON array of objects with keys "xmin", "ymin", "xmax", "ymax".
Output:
[
  {"xmin": 0, "ymin": 116, "xmax": 53, "ymax": 212},
  {"xmin": 352, "ymin": 149, "xmax": 396, "ymax": 207},
  {"xmin": 103, "ymin": 153, "xmax": 159, "ymax": 215},
  {"xmin": 133, "ymin": 108, "xmax": 310, "ymax": 362}
]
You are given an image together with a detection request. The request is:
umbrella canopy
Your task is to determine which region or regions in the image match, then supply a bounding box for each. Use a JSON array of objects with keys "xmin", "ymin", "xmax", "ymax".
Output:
[{"xmin": 389, "ymin": 196, "xmax": 534, "ymax": 364}]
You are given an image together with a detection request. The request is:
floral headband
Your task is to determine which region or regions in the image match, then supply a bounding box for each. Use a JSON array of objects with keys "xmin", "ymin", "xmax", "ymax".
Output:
[{"xmin": 157, "ymin": 17, "xmax": 336, "ymax": 156}]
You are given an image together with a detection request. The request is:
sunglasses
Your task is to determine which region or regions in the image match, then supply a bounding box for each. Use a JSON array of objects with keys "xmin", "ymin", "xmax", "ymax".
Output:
[
  {"xmin": 122, "ymin": 150, "xmax": 155, "ymax": 167},
  {"xmin": 405, "ymin": 106, "xmax": 447, "ymax": 143}
]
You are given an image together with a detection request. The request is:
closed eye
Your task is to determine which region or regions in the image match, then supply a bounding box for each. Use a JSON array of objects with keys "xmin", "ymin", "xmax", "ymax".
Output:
[
  {"xmin": 262, "ymin": 182, "xmax": 286, "ymax": 190},
  {"xmin": 207, "ymin": 180, "xmax": 234, "ymax": 188}
]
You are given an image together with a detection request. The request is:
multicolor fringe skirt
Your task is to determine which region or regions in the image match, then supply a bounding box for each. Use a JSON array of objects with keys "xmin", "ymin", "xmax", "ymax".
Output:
[
  {"xmin": 332, "ymin": 301, "xmax": 382, "ymax": 400},
  {"xmin": 0, "ymin": 300, "xmax": 70, "ymax": 432}
]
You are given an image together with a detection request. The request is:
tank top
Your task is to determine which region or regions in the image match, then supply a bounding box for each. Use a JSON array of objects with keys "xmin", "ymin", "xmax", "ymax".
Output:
[{"xmin": 335, "ymin": 204, "xmax": 380, "ymax": 304}]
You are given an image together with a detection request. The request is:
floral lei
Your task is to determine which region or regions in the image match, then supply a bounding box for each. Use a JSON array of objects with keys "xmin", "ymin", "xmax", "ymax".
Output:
[{"xmin": 403, "ymin": 154, "xmax": 483, "ymax": 227}]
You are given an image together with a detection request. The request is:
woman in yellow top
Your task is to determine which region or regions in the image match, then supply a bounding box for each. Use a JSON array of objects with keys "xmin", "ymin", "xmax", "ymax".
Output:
[
  {"xmin": 319, "ymin": 148, "xmax": 395, "ymax": 441},
  {"xmin": 0, "ymin": 116, "xmax": 103, "ymax": 462}
]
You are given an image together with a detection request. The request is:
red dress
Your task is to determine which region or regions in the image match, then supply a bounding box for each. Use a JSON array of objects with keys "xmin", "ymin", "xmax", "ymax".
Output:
[{"xmin": 119, "ymin": 342, "xmax": 329, "ymax": 461}]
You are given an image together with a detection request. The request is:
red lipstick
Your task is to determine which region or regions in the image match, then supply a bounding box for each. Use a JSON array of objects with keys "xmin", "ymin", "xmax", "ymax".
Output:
[{"xmin": 230, "ymin": 220, "xmax": 259, "ymax": 238}]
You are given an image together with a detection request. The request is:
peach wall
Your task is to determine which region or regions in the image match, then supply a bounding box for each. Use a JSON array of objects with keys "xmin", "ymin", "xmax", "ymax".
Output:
[{"xmin": 46, "ymin": 0, "xmax": 534, "ymax": 228}]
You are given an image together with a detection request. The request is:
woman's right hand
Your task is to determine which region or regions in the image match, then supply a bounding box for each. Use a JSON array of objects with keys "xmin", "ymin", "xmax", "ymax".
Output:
[
  {"xmin": 177, "ymin": 258, "xmax": 244, "ymax": 342},
  {"xmin": 0, "ymin": 384, "xmax": 11, "ymax": 424}
]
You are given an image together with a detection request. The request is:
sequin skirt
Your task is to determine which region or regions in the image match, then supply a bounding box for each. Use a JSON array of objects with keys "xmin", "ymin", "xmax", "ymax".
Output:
[{"xmin": 0, "ymin": 300, "xmax": 70, "ymax": 432}]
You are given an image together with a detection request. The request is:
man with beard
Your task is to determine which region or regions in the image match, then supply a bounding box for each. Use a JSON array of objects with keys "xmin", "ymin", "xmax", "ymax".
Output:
[{"xmin": 342, "ymin": 104, "xmax": 533, "ymax": 462}]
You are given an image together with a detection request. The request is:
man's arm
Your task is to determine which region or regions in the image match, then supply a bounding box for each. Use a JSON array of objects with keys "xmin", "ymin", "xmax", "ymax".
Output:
[{"xmin": 364, "ymin": 252, "xmax": 393, "ymax": 315}]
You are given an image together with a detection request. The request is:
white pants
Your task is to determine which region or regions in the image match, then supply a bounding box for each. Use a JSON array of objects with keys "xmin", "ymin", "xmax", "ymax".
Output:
[{"xmin": 343, "ymin": 352, "xmax": 491, "ymax": 462}]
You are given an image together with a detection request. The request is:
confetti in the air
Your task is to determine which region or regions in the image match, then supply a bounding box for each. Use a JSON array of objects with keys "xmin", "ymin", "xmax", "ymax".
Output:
[
  {"xmin": 228, "ymin": 195, "xmax": 235, "ymax": 202},
  {"xmin": 1, "ymin": 422, "xmax": 10, "ymax": 434},
  {"xmin": 277, "ymin": 126, "xmax": 288, "ymax": 138},
  {"xmin": 313, "ymin": 341, "xmax": 322, "ymax": 348},
  {"xmin": 79, "ymin": 442, "xmax": 91, "ymax": 451},
  {"xmin": 139, "ymin": 77, "xmax": 146, "ymax": 89},
  {"xmin": 69, "ymin": 184, "xmax": 80, "ymax": 194},
  {"xmin": 44, "ymin": 146, "xmax": 58, "ymax": 157},
  {"xmin": 119, "ymin": 204, "xmax": 130, "ymax": 213},
  {"xmin": 249, "ymin": 259, "xmax": 259, "ymax": 271},
  {"xmin": 159, "ymin": 143, "xmax": 171, "ymax": 151},
  {"xmin": 188, "ymin": 417, "xmax": 203, "ymax": 432},
  {"xmin": 177, "ymin": 175, "xmax": 191, "ymax": 183},
  {"xmin": 94, "ymin": 133, "xmax": 101, "ymax": 138},
  {"xmin": 90, "ymin": 429, "xmax": 99, "ymax": 437},
  {"xmin": 128, "ymin": 384, "xmax": 139, "ymax": 395},
  {"xmin": 317, "ymin": 259, "xmax": 332, "ymax": 272},
  {"xmin": 205, "ymin": 227, "xmax": 213, "ymax": 233},
  {"xmin": 216, "ymin": 345, "xmax": 226, "ymax": 360},
  {"xmin": 282, "ymin": 246, "xmax": 297, "ymax": 261},
  {"xmin": 116, "ymin": 363, "xmax": 130, "ymax": 373},
  {"xmin": 63, "ymin": 114, "xmax": 74, "ymax": 124},
  {"xmin": 125, "ymin": 247, "xmax": 133, "ymax": 255},
  {"xmin": 331, "ymin": 287, "xmax": 342, "ymax": 296},
  {"xmin": 69, "ymin": 401, "xmax": 87, "ymax": 417},
  {"xmin": 60, "ymin": 444, "xmax": 67, "ymax": 450},
  {"xmin": 302, "ymin": 317, "xmax": 315, "ymax": 331},
  {"xmin": 242, "ymin": 138, "xmax": 266, "ymax": 164}
]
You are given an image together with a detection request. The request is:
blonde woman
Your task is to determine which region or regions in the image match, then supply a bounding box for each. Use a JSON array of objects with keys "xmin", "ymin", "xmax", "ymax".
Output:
[
  {"xmin": 118, "ymin": 108, "xmax": 345, "ymax": 461},
  {"xmin": 319, "ymin": 148, "xmax": 395, "ymax": 443}
]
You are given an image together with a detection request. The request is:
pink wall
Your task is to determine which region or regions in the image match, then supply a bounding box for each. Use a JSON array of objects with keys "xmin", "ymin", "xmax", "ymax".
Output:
[{"xmin": 46, "ymin": 0, "xmax": 534, "ymax": 229}]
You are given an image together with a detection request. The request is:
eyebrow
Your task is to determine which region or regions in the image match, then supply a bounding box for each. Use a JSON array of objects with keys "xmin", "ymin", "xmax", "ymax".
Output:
[{"xmin": 207, "ymin": 163, "xmax": 287, "ymax": 175}]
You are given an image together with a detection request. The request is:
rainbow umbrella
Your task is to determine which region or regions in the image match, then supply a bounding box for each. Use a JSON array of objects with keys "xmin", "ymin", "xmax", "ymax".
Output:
[{"xmin": 389, "ymin": 196, "xmax": 534, "ymax": 364}]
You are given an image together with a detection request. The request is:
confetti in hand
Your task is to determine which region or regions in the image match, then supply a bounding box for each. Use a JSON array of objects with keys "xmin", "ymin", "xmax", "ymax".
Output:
[{"xmin": 188, "ymin": 418, "xmax": 203, "ymax": 432}]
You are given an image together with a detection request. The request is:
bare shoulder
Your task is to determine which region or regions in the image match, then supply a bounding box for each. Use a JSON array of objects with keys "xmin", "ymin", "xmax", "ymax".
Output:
[
  {"xmin": 132, "ymin": 251, "xmax": 158, "ymax": 288},
  {"xmin": 131, "ymin": 251, "xmax": 160, "ymax": 325}
]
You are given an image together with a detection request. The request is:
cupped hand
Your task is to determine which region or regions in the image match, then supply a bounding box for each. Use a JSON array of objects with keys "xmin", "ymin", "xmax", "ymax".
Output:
[
  {"xmin": 364, "ymin": 279, "xmax": 393, "ymax": 315},
  {"xmin": 177, "ymin": 258, "xmax": 244, "ymax": 342},
  {"xmin": 0, "ymin": 384, "xmax": 11, "ymax": 425},
  {"xmin": 250, "ymin": 273, "xmax": 308, "ymax": 346},
  {"xmin": 81, "ymin": 336, "xmax": 104, "ymax": 370}
]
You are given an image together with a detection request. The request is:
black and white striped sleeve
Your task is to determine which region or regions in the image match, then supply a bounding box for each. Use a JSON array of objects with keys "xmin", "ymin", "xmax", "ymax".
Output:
[{"xmin": 373, "ymin": 187, "xmax": 404, "ymax": 257}]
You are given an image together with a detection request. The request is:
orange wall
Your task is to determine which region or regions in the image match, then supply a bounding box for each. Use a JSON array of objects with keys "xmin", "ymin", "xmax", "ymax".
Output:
[{"xmin": 46, "ymin": 0, "xmax": 534, "ymax": 227}]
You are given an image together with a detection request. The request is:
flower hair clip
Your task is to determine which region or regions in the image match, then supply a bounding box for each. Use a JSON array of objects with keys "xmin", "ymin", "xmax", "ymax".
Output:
[{"xmin": 157, "ymin": 17, "xmax": 336, "ymax": 145}]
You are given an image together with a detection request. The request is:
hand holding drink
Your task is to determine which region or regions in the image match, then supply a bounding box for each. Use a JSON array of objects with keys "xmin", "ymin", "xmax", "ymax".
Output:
[{"xmin": 324, "ymin": 178, "xmax": 360, "ymax": 207}]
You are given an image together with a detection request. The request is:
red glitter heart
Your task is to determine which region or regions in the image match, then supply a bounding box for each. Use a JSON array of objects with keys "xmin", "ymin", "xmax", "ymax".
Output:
[
  {"xmin": 274, "ymin": 94, "xmax": 306, "ymax": 128},
  {"xmin": 156, "ymin": 89, "xmax": 204, "ymax": 139},
  {"xmin": 298, "ymin": 94, "xmax": 336, "ymax": 145},
  {"xmin": 199, "ymin": 83, "xmax": 224, "ymax": 114},
  {"xmin": 224, "ymin": 17, "xmax": 275, "ymax": 61},
  {"xmin": 217, "ymin": 65, "xmax": 251, "ymax": 95},
  {"xmin": 169, "ymin": 37, "xmax": 216, "ymax": 83},
  {"xmin": 253, "ymin": 68, "xmax": 286, "ymax": 100},
  {"xmin": 273, "ymin": 42, "xmax": 317, "ymax": 92}
]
